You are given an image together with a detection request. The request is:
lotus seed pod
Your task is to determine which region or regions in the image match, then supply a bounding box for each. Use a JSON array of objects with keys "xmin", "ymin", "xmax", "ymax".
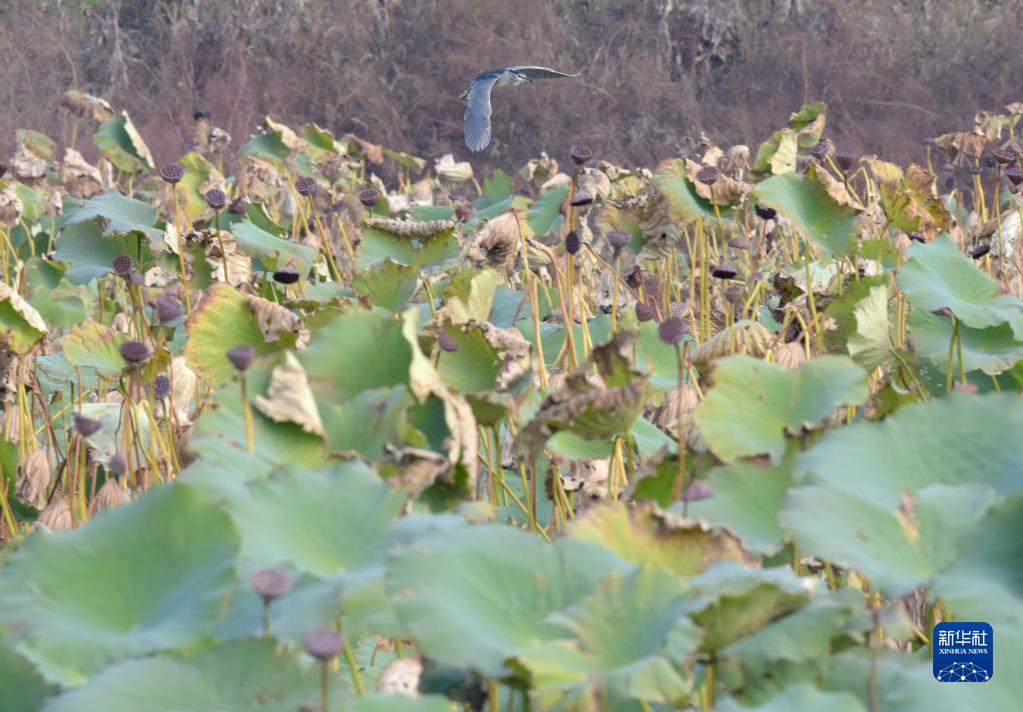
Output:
[
  {"xmin": 153, "ymin": 374, "xmax": 171, "ymax": 400},
  {"xmin": 712, "ymin": 263, "xmax": 739, "ymax": 279},
  {"xmin": 359, "ymin": 188, "xmax": 380, "ymax": 208},
  {"xmin": 635, "ymin": 303, "xmax": 655, "ymax": 322},
  {"xmin": 727, "ymin": 236, "xmax": 750, "ymax": 250},
  {"xmin": 251, "ymin": 567, "xmax": 293, "ymax": 603},
  {"xmin": 159, "ymin": 163, "xmax": 185, "ymax": 184},
  {"xmin": 295, "ymin": 176, "xmax": 317, "ymax": 197},
  {"xmin": 695, "ymin": 165, "xmax": 719, "ymax": 185},
  {"xmin": 272, "ymin": 266, "xmax": 300, "ymax": 284},
  {"xmin": 108, "ymin": 451, "xmax": 129, "ymax": 476},
  {"xmin": 1006, "ymin": 167, "xmax": 1023, "ymax": 185},
  {"xmin": 73, "ymin": 413, "xmax": 102, "ymax": 437},
  {"xmin": 155, "ymin": 293, "xmax": 184, "ymax": 323},
  {"xmin": 120, "ymin": 340, "xmax": 150, "ymax": 364},
  {"xmin": 570, "ymin": 144, "xmax": 593, "ymax": 165},
  {"xmin": 129, "ymin": 271, "xmax": 145, "ymax": 286},
  {"xmin": 809, "ymin": 139, "xmax": 832, "ymax": 159},
  {"xmin": 754, "ymin": 204, "xmax": 777, "ymax": 221},
  {"xmin": 607, "ymin": 229, "xmax": 630, "ymax": 251},
  {"xmin": 835, "ymin": 152, "xmax": 858, "ymax": 171},
  {"xmin": 682, "ymin": 480, "xmax": 714, "ymax": 501},
  {"xmin": 112, "ymin": 254, "xmax": 134, "ymax": 276},
  {"xmin": 720, "ymin": 284, "xmax": 744, "ymax": 306},
  {"xmin": 991, "ymin": 147, "xmax": 1015, "ymax": 165},
  {"xmin": 570, "ymin": 191, "xmax": 593, "ymax": 207},
  {"xmin": 970, "ymin": 243, "xmax": 991, "ymax": 259},
  {"xmin": 304, "ymin": 629, "xmax": 344, "ymax": 661},
  {"xmin": 227, "ymin": 196, "xmax": 248, "ymax": 214},
  {"xmin": 565, "ymin": 230, "xmax": 581, "ymax": 255},
  {"xmin": 205, "ymin": 188, "xmax": 226, "ymax": 210},
  {"xmin": 437, "ymin": 332, "xmax": 459, "ymax": 353},
  {"xmin": 227, "ymin": 345, "xmax": 256, "ymax": 372},
  {"xmin": 658, "ymin": 317, "xmax": 686, "ymax": 345}
]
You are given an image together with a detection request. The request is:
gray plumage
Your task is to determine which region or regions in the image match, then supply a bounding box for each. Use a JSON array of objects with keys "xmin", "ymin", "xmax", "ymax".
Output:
[{"xmin": 461, "ymin": 66, "xmax": 580, "ymax": 152}]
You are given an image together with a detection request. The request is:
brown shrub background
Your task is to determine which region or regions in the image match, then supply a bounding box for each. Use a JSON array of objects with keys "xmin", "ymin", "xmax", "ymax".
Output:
[{"xmin": 2, "ymin": 0, "xmax": 1021, "ymax": 171}]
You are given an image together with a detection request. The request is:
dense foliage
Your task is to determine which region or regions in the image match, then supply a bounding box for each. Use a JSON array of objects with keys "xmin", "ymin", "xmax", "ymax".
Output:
[{"xmin": 0, "ymin": 97, "xmax": 1021, "ymax": 711}]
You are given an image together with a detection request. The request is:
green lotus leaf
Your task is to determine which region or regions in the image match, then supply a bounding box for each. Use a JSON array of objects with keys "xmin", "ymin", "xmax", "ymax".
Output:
[
  {"xmin": 353, "ymin": 259, "xmax": 419, "ymax": 312},
  {"xmin": 822, "ymin": 274, "xmax": 890, "ymax": 357},
  {"xmin": 716, "ymin": 683, "xmax": 866, "ymax": 712},
  {"xmin": 567, "ymin": 502, "xmax": 747, "ymax": 580},
  {"xmin": 0, "ymin": 483, "xmax": 239, "ymax": 683},
  {"xmin": 386, "ymin": 524, "xmax": 632, "ymax": 677},
  {"xmin": 795, "ymin": 393, "xmax": 1023, "ymax": 505},
  {"xmin": 526, "ymin": 185, "xmax": 568, "ymax": 236},
  {"xmin": 171, "ymin": 150, "xmax": 221, "ymax": 222},
  {"xmin": 752, "ymin": 173, "xmax": 861, "ymax": 256},
  {"xmin": 516, "ymin": 568, "xmax": 698, "ymax": 708},
  {"xmin": 53, "ymin": 219, "xmax": 148, "ymax": 285},
  {"xmin": 0, "ymin": 280, "xmax": 46, "ymax": 353},
  {"xmin": 847, "ymin": 283, "xmax": 898, "ymax": 370},
  {"xmin": 720, "ymin": 588, "xmax": 867, "ymax": 680},
  {"xmin": 341, "ymin": 695, "xmax": 454, "ymax": 712},
  {"xmin": 897, "ymin": 234, "xmax": 1023, "ymax": 337},
  {"xmin": 184, "ymin": 283, "xmax": 294, "ymax": 385},
  {"xmin": 59, "ymin": 190, "xmax": 162, "ymax": 240},
  {"xmin": 228, "ymin": 461, "xmax": 405, "ymax": 577},
  {"xmin": 62, "ymin": 320, "xmax": 128, "ymax": 376},
  {"xmin": 42, "ymin": 639, "xmax": 337, "ymax": 712},
  {"xmin": 186, "ymin": 363, "xmax": 328, "ymax": 488},
  {"xmin": 358, "ymin": 223, "xmax": 460, "ymax": 269},
  {"xmin": 653, "ymin": 159, "xmax": 733, "ymax": 224},
  {"xmin": 383, "ymin": 147, "xmax": 426, "ymax": 172},
  {"xmin": 320, "ymin": 385, "xmax": 411, "ymax": 459},
  {"xmin": 231, "ymin": 218, "xmax": 317, "ymax": 275},
  {"xmin": 440, "ymin": 268, "xmax": 500, "ymax": 325},
  {"xmin": 0, "ymin": 644, "xmax": 58, "ymax": 711},
  {"xmin": 782, "ymin": 483, "xmax": 1000, "ymax": 597},
  {"xmin": 685, "ymin": 459, "xmax": 795, "ymax": 556},
  {"xmin": 92, "ymin": 112, "xmax": 154, "ymax": 174},
  {"xmin": 301, "ymin": 311, "xmax": 413, "ymax": 400},
  {"xmin": 436, "ymin": 326, "xmax": 504, "ymax": 393},
  {"xmin": 695, "ymin": 355, "xmax": 868, "ymax": 464},
  {"xmin": 682, "ymin": 563, "xmax": 812, "ymax": 653},
  {"xmin": 239, "ymin": 131, "xmax": 291, "ymax": 167},
  {"xmin": 910, "ymin": 309, "xmax": 1023, "ymax": 374}
]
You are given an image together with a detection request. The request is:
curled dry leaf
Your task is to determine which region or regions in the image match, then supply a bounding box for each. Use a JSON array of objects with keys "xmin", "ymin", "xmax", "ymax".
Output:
[
  {"xmin": 481, "ymin": 322, "xmax": 532, "ymax": 390},
  {"xmin": 35, "ymin": 497, "xmax": 73, "ymax": 532},
  {"xmin": 515, "ymin": 330, "xmax": 650, "ymax": 460},
  {"xmin": 376, "ymin": 656, "xmax": 423, "ymax": 697},
  {"xmin": 343, "ymin": 132, "xmax": 385, "ymax": 164},
  {"xmin": 90, "ymin": 478, "xmax": 127, "ymax": 515},
  {"xmin": 61, "ymin": 148, "xmax": 103, "ymax": 198},
  {"xmin": 0, "ymin": 281, "xmax": 48, "ymax": 353},
  {"xmin": 0, "ymin": 186, "xmax": 23, "ymax": 227},
  {"xmin": 245, "ymin": 294, "xmax": 309, "ymax": 348},
  {"xmin": 685, "ymin": 158, "xmax": 753, "ymax": 205},
  {"xmin": 435, "ymin": 153, "xmax": 473, "ymax": 183},
  {"xmin": 692, "ymin": 320, "xmax": 775, "ymax": 364},
  {"xmin": 561, "ymin": 458, "xmax": 609, "ymax": 500},
  {"xmin": 168, "ymin": 356, "xmax": 198, "ymax": 425},
  {"xmin": 252, "ymin": 351, "xmax": 324, "ymax": 437},
  {"xmin": 520, "ymin": 152, "xmax": 559, "ymax": 185},
  {"xmin": 364, "ymin": 217, "xmax": 458, "ymax": 239},
  {"xmin": 13, "ymin": 142, "xmax": 48, "ymax": 180},
  {"xmin": 806, "ymin": 163, "xmax": 864, "ymax": 210},
  {"xmin": 16, "ymin": 448, "xmax": 50, "ymax": 510},
  {"xmin": 60, "ymin": 90, "xmax": 115, "ymax": 122},
  {"xmin": 204, "ymin": 230, "xmax": 253, "ymax": 286},
  {"xmin": 774, "ymin": 340, "xmax": 808, "ymax": 369},
  {"xmin": 932, "ymin": 130, "xmax": 987, "ymax": 159},
  {"xmin": 380, "ymin": 445, "xmax": 450, "ymax": 497},
  {"xmin": 470, "ymin": 212, "xmax": 520, "ymax": 270}
]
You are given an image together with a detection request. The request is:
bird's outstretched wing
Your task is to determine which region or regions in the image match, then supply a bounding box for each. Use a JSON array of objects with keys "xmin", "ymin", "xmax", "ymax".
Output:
[
  {"xmin": 508, "ymin": 66, "xmax": 581, "ymax": 80},
  {"xmin": 463, "ymin": 72, "xmax": 502, "ymax": 152}
]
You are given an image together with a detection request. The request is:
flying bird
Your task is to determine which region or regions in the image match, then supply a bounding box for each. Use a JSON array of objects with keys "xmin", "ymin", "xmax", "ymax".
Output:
[{"xmin": 460, "ymin": 66, "xmax": 580, "ymax": 152}]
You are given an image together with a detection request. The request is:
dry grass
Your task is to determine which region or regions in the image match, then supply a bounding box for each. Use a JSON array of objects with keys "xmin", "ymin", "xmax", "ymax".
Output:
[{"xmin": 2, "ymin": 0, "xmax": 1022, "ymax": 171}]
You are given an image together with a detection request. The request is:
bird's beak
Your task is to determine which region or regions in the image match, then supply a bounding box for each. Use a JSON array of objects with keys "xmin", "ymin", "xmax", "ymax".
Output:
[{"xmin": 457, "ymin": 90, "xmax": 468, "ymax": 101}]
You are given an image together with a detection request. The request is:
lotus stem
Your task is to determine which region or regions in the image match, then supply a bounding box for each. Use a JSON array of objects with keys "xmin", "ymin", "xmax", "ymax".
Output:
[{"xmin": 240, "ymin": 376, "xmax": 255, "ymax": 454}]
